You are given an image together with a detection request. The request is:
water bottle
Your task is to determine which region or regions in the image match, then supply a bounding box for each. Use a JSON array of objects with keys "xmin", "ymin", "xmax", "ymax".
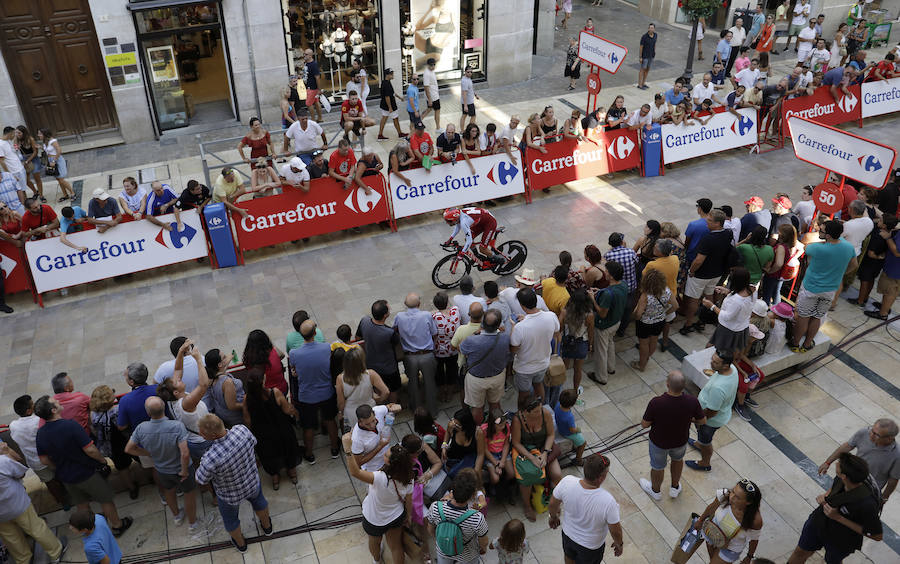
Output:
[
  {"xmin": 230, "ymin": 349, "xmax": 239, "ymax": 365},
  {"xmin": 382, "ymin": 411, "xmax": 395, "ymax": 439},
  {"xmin": 576, "ymin": 385, "xmax": 585, "ymax": 406}
]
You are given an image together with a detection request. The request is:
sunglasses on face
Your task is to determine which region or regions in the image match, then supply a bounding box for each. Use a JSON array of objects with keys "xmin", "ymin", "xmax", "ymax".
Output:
[
  {"xmin": 526, "ymin": 398, "xmax": 543, "ymax": 411},
  {"xmin": 739, "ymin": 478, "xmax": 757, "ymax": 492}
]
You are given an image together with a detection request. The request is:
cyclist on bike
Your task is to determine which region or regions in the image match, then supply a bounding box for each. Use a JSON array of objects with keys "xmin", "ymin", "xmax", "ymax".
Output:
[{"xmin": 443, "ymin": 207, "xmax": 500, "ymax": 263}]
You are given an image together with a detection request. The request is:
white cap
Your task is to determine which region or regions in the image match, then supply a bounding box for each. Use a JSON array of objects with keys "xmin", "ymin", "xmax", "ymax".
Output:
[
  {"xmin": 92, "ymin": 188, "xmax": 110, "ymax": 200},
  {"xmin": 289, "ymin": 156, "xmax": 306, "ymax": 170}
]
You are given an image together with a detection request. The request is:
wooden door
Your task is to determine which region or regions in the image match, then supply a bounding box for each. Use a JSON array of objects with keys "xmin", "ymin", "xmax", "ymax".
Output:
[{"xmin": 0, "ymin": 0, "xmax": 118, "ymax": 136}]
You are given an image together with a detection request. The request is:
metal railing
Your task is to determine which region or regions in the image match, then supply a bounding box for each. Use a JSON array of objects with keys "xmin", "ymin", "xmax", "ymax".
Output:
[{"xmin": 196, "ymin": 116, "xmax": 368, "ymax": 188}]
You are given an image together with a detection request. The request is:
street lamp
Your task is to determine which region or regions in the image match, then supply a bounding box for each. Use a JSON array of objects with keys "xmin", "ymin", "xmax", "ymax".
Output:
[{"xmin": 678, "ymin": 0, "xmax": 723, "ymax": 83}]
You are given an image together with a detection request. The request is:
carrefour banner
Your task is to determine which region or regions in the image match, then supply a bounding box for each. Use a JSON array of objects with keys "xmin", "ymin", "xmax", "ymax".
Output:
[
  {"xmin": 862, "ymin": 77, "xmax": 900, "ymax": 118},
  {"xmin": 782, "ymin": 84, "xmax": 861, "ymax": 127},
  {"xmin": 389, "ymin": 152, "xmax": 525, "ymax": 219},
  {"xmin": 524, "ymin": 129, "xmax": 640, "ymax": 191},
  {"xmin": 661, "ymin": 108, "xmax": 757, "ymax": 164},
  {"xmin": 788, "ymin": 116, "xmax": 897, "ymax": 188},
  {"xmin": 26, "ymin": 209, "xmax": 208, "ymax": 293}
]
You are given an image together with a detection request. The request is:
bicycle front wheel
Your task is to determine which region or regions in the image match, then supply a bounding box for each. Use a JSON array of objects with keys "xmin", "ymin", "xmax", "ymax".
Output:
[
  {"xmin": 432, "ymin": 254, "xmax": 472, "ymax": 289},
  {"xmin": 492, "ymin": 240, "xmax": 528, "ymax": 276}
]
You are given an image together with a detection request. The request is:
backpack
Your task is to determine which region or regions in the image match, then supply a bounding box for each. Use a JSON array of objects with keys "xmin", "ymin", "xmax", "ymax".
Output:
[{"xmin": 434, "ymin": 502, "xmax": 477, "ymax": 557}]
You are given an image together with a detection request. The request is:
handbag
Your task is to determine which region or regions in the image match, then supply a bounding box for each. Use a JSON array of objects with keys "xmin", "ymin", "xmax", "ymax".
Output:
[
  {"xmin": 513, "ymin": 448, "xmax": 545, "ymax": 486},
  {"xmin": 544, "ymin": 342, "xmax": 566, "ymax": 387},
  {"xmin": 459, "ymin": 333, "xmax": 501, "ymax": 377},
  {"xmin": 318, "ymin": 93, "xmax": 332, "ymax": 113},
  {"xmin": 45, "ymin": 161, "xmax": 59, "ymax": 176}
]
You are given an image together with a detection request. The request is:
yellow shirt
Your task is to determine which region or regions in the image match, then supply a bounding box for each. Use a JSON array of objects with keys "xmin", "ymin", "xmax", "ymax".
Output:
[
  {"xmin": 331, "ymin": 341, "xmax": 359, "ymax": 353},
  {"xmin": 540, "ymin": 278, "xmax": 570, "ymax": 315},
  {"xmin": 644, "ymin": 256, "xmax": 680, "ymax": 297},
  {"xmin": 450, "ymin": 322, "xmax": 481, "ymax": 368},
  {"xmin": 213, "ymin": 174, "xmax": 243, "ymax": 203}
]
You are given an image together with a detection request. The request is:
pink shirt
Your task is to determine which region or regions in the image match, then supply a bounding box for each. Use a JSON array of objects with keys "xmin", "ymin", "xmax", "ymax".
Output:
[
  {"xmin": 734, "ymin": 57, "xmax": 751, "ymax": 74},
  {"xmin": 52, "ymin": 391, "xmax": 91, "ymax": 435},
  {"xmin": 432, "ymin": 307, "xmax": 460, "ymax": 358}
]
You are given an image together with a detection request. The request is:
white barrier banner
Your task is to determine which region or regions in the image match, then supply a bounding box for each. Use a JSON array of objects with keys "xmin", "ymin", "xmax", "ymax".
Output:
[
  {"xmin": 661, "ymin": 108, "xmax": 758, "ymax": 164},
  {"xmin": 26, "ymin": 209, "xmax": 208, "ymax": 293},
  {"xmin": 578, "ymin": 31, "xmax": 627, "ymax": 74},
  {"xmin": 861, "ymin": 76, "xmax": 900, "ymax": 118},
  {"xmin": 389, "ymin": 152, "xmax": 525, "ymax": 218},
  {"xmin": 788, "ymin": 116, "xmax": 896, "ymax": 187}
]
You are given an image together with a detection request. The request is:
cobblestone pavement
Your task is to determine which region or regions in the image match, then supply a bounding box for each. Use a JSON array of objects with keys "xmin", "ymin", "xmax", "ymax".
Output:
[{"xmin": 5, "ymin": 2, "xmax": 900, "ymax": 563}]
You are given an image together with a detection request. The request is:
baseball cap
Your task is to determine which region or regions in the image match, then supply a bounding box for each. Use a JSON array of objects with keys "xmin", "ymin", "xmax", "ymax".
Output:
[
  {"xmin": 414, "ymin": 120, "xmax": 426, "ymax": 130},
  {"xmin": 384, "ymin": 67, "xmax": 394, "ymax": 75},
  {"xmin": 222, "ymin": 166, "xmax": 235, "ymax": 176},
  {"xmin": 773, "ymin": 195, "xmax": 792, "ymax": 209},
  {"xmin": 92, "ymin": 188, "xmax": 110, "ymax": 200},
  {"xmin": 744, "ymin": 196, "xmax": 764, "ymax": 207},
  {"xmin": 289, "ymin": 156, "xmax": 306, "ymax": 170}
]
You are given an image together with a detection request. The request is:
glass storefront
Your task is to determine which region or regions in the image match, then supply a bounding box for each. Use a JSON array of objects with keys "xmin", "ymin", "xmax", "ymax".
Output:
[
  {"xmin": 131, "ymin": 2, "xmax": 235, "ymax": 132},
  {"xmin": 400, "ymin": 0, "xmax": 486, "ymax": 85},
  {"xmin": 282, "ymin": 0, "xmax": 384, "ymax": 100}
]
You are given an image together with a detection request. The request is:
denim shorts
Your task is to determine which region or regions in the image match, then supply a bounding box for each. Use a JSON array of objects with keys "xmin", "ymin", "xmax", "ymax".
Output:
[
  {"xmin": 514, "ymin": 370, "xmax": 545, "ymax": 392},
  {"xmin": 648, "ymin": 440, "xmax": 687, "ymax": 470},
  {"xmin": 217, "ymin": 485, "xmax": 268, "ymax": 532},
  {"xmin": 696, "ymin": 424, "xmax": 719, "ymax": 446}
]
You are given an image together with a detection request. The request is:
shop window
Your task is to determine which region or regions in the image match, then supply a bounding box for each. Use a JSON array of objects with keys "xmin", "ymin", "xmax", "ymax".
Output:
[
  {"xmin": 134, "ymin": 3, "xmax": 220, "ymax": 34},
  {"xmin": 281, "ymin": 0, "xmax": 382, "ymax": 102},
  {"xmin": 400, "ymin": 0, "xmax": 486, "ymax": 85}
]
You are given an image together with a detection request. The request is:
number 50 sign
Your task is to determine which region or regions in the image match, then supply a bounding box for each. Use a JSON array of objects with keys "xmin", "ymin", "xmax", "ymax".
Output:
[{"xmin": 812, "ymin": 182, "xmax": 843, "ymax": 215}]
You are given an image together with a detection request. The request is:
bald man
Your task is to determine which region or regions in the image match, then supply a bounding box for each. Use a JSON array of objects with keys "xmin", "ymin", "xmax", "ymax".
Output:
[
  {"xmin": 288, "ymin": 319, "xmax": 340, "ymax": 463},
  {"xmin": 638, "ymin": 370, "xmax": 706, "ymax": 500},
  {"xmin": 395, "ymin": 292, "xmax": 439, "ymax": 414},
  {"xmin": 125, "ymin": 396, "xmax": 199, "ymax": 529}
]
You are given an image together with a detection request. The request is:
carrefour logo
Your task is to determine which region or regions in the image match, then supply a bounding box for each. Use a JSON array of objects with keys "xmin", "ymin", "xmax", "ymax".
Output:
[
  {"xmin": 580, "ymin": 41, "xmax": 620, "ymax": 65},
  {"xmin": 395, "ymin": 174, "xmax": 481, "ymax": 200},
  {"xmin": 344, "ymin": 187, "xmax": 382, "ymax": 213},
  {"xmin": 858, "ymin": 154, "xmax": 882, "ymax": 172},
  {"xmin": 607, "ymin": 135, "xmax": 635, "ymax": 160},
  {"xmin": 155, "ymin": 223, "xmax": 198, "ymax": 249},
  {"xmin": 207, "ymin": 216, "xmax": 224, "ymax": 228},
  {"xmin": 837, "ymin": 92, "xmax": 858, "ymax": 113},
  {"xmin": 795, "ymin": 133, "xmax": 853, "ymax": 161},
  {"xmin": 730, "ymin": 115, "xmax": 754, "ymax": 136},
  {"xmin": 35, "ymin": 239, "xmax": 148, "ymax": 272},
  {"xmin": 486, "ymin": 162, "xmax": 518, "ymax": 185}
]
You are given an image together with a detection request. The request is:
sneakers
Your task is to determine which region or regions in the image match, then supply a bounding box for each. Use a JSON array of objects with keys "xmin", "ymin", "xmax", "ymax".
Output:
[
  {"xmin": 111, "ymin": 516, "xmax": 134, "ymax": 537},
  {"xmin": 0, "ymin": 304, "xmax": 13, "ymax": 314},
  {"xmin": 304, "ymin": 454, "xmax": 317, "ymax": 465},
  {"xmin": 173, "ymin": 509, "xmax": 186, "ymax": 525},
  {"xmin": 735, "ymin": 403, "xmax": 753, "ymax": 422},
  {"xmin": 639, "ymin": 478, "xmax": 662, "ymax": 501},
  {"xmin": 669, "ymin": 484, "xmax": 683, "ymax": 498},
  {"xmin": 744, "ymin": 396, "xmax": 759, "ymax": 408},
  {"xmin": 331, "ymin": 448, "xmax": 340, "ymax": 459},
  {"xmin": 189, "ymin": 521, "xmax": 204, "ymax": 534},
  {"xmin": 261, "ymin": 521, "xmax": 274, "ymax": 536},
  {"xmin": 231, "ymin": 537, "xmax": 248, "ymax": 553}
]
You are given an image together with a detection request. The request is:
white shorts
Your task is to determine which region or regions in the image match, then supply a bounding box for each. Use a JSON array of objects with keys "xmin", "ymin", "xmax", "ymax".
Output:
[
  {"xmin": 685, "ymin": 275, "xmax": 719, "ymax": 299},
  {"xmin": 12, "ymin": 170, "xmax": 27, "ymax": 191},
  {"xmin": 381, "ymin": 108, "xmax": 399, "ymax": 119}
]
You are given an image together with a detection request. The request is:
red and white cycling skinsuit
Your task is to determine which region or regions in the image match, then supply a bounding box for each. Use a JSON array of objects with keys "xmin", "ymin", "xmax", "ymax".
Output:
[{"xmin": 450, "ymin": 207, "xmax": 497, "ymax": 253}]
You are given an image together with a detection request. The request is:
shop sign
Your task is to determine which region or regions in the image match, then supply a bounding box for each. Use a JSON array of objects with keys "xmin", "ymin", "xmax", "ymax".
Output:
[
  {"xmin": 389, "ymin": 153, "xmax": 525, "ymax": 218},
  {"xmin": 233, "ymin": 175, "xmax": 390, "ymax": 251},
  {"xmin": 26, "ymin": 210, "xmax": 208, "ymax": 293},
  {"xmin": 661, "ymin": 108, "xmax": 757, "ymax": 164},
  {"xmin": 578, "ymin": 31, "xmax": 627, "ymax": 74},
  {"xmin": 788, "ymin": 116, "xmax": 897, "ymax": 188}
]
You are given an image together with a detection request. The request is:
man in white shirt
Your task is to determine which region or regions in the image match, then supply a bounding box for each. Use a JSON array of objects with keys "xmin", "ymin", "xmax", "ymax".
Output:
[
  {"xmin": 510, "ymin": 287, "xmax": 560, "ymax": 404},
  {"xmin": 346, "ymin": 69, "xmax": 370, "ymax": 116},
  {"xmin": 153, "ymin": 336, "xmax": 201, "ymax": 392},
  {"xmin": 499, "ymin": 269, "xmax": 549, "ymax": 318},
  {"xmin": 732, "ymin": 58, "xmax": 761, "ymax": 90},
  {"xmin": 9, "ymin": 395, "xmax": 67, "ymax": 505},
  {"xmin": 549, "ymin": 454, "xmax": 624, "ymax": 562},
  {"xmin": 421, "ymin": 58, "xmax": 441, "ymax": 130},
  {"xmin": 785, "ymin": 0, "xmax": 811, "ymax": 51},
  {"xmin": 279, "ymin": 157, "xmax": 311, "ymax": 192},
  {"xmin": 626, "ymin": 105, "xmax": 652, "ymax": 131},
  {"xmin": 0, "ymin": 127, "xmax": 27, "ymax": 201},
  {"xmin": 833, "ymin": 199, "xmax": 874, "ymax": 309},
  {"xmin": 796, "ymin": 19, "xmax": 817, "ymax": 64},
  {"xmin": 691, "ymin": 74, "xmax": 722, "ymax": 108},
  {"xmin": 459, "ymin": 66, "xmax": 479, "ymax": 131},
  {"xmin": 452, "ymin": 275, "xmax": 486, "ymax": 325},
  {"xmin": 350, "ymin": 403, "xmax": 400, "ymax": 472},
  {"xmin": 650, "ymin": 93, "xmax": 670, "ymax": 123},
  {"xmin": 498, "ymin": 115, "xmax": 520, "ymax": 166},
  {"xmin": 726, "ymin": 18, "xmax": 747, "ymax": 75},
  {"xmin": 282, "ymin": 113, "xmax": 328, "ymax": 165},
  {"xmin": 794, "ymin": 185, "xmax": 816, "ymax": 231}
]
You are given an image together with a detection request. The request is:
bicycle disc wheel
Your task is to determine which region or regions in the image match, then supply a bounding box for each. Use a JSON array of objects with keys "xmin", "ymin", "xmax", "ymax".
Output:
[
  {"xmin": 492, "ymin": 240, "xmax": 528, "ymax": 276},
  {"xmin": 432, "ymin": 254, "xmax": 472, "ymax": 289}
]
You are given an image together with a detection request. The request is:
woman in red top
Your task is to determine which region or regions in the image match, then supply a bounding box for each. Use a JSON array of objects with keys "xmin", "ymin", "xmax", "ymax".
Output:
[
  {"xmin": 0, "ymin": 202, "xmax": 24, "ymax": 247},
  {"xmin": 242, "ymin": 329, "xmax": 287, "ymax": 395},
  {"xmin": 755, "ymin": 14, "xmax": 776, "ymax": 54},
  {"xmin": 238, "ymin": 117, "xmax": 275, "ymax": 165}
]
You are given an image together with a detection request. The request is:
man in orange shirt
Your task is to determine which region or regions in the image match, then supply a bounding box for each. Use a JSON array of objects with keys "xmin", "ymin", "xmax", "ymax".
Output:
[
  {"xmin": 340, "ymin": 91, "xmax": 375, "ymax": 140},
  {"xmin": 866, "ymin": 52, "xmax": 896, "ymax": 82},
  {"xmin": 48, "ymin": 372, "xmax": 91, "ymax": 435},
  {"xmin": 328, "ymin": 139, "xmax": 357, "ymax": 189},
  {"xmin": 409, "ymin": 120, "xmax": 434, "ymax": 164}
]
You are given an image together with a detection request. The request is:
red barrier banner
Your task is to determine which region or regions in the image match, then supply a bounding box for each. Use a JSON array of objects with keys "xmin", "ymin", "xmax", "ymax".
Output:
[
  {"xmin": 233, "ymin": 174, "xmax": 390, "ymax": 251},
  {"xmin": 0, "ymin": 240, "xmax": 33, "ymax": 295},
  {"xmin": 782, "ymin": 83, "xmax": 861, "ymax": 128},
  {"xmin": 524, "ymin": 128, "xmax": 640, "ymax": 192}
]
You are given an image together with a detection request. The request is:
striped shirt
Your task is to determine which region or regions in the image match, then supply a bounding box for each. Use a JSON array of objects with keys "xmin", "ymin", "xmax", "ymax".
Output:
[
  {"xmin": 427, "ymin": 500, "xmax": 488, "ymax": 562},
  {"xmin": 195, "ymin": 425, "xmax": 260, "ymax": 504}
]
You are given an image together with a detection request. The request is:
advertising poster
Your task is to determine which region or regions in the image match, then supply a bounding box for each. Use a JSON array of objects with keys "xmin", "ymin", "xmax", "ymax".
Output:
[
  {"xmin": 147, "ymin": 45, "xmax": 178, "ymax": 83},
  {"xmin": 410, "ymin": 0, "xmax": 460, "ymax": 73}
]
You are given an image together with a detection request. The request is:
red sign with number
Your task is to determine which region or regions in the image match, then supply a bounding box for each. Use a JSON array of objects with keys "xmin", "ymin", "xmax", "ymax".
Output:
[
  {"xmin": 586, "ymin": 73, "xmax": 602, "ymax": 95},
  {"xmin": 812, "ymin": 182, "xmax": 843, "ymax": 215}
]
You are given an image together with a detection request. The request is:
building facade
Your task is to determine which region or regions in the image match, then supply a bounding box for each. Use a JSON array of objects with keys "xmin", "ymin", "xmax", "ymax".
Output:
[{"xmin": 0, "ymin": 0, "xmax": 535, "ymax": 144}]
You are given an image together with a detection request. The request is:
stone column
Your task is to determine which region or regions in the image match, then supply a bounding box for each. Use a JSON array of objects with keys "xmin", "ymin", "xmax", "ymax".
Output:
[{"xmin": 487, "ymin": 0, "xmax": 535, "ymax": 86}]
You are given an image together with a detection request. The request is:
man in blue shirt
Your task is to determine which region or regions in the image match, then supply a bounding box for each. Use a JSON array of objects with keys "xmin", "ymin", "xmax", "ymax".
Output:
[
  {"xmin": 637, "ymin": 23, "xmax": 657, "ymax": 90},
  {"xmin": 792, "ymin": 220, "xmax": 857, "ymax": 352},
  {"xmin": 288, "ymin": 320, "xmax": 339, "ymax": 462},
  {"xmin": 459, "ymin": 309, "xmax": 510, "ymax": 424},
  {"xmin": 115, "ymin": 361, "xmax": 167, "ymax": 498},
  {"xmin": 748, "ymin": 4, "xmax": 766, "ymax": 44},
  {"xmin": 406, "ymin": 74, "xmax": 421, "ymax": 125},
  {"xmin": 684, "ymin": 198, "xmax": 713, "ymax": 265},
  {"xmin": 664, "ymin": 78, "xmax": 688, "ymax": 112},
  {"xmin": 739, "ymin": 196, "xmax": 772, "ymax": 240},
  {"xmin": 144, "ymin": 181, "xmax": 182, "ymax": 232},
  {"xmin": 70, "ymin": 509, "xmax": 121, "ymax": 564},
  {"xmin": 87, "ymin": 188, "xmax": 121, "ymax": 233},
  {"xmin": 394, "ymin": 293, "xmax": 439, "ymax": 416},
  {"xmin": 58, "ymin": 205, "xmax": 89, "ymax": 254}
]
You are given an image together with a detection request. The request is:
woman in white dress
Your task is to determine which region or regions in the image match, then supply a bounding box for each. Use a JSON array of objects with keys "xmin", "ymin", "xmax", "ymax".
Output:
[
  {"xmin": 694, "ymin": 17, "xmax": 706, "ymax": 60},
  {"xmin": 830, "ymin": 23, "xmax": 848, "ymax": 69}
]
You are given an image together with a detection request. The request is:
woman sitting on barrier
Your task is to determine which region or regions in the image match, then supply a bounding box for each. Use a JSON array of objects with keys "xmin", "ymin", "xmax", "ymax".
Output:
[
  {"xmin": 117, "ymin": 177, "xmax": 147, "ymax": 220},
  {"xmin": 389, "ymin": 140, "xmax": 415, "ymax": 186},
  {"xmin": 249, "ymin": 157, "xmax": 280, "ymax": 197},
  {"xmin": 511, "ymin": 393, "xmax": 562, "ymax": 522}
]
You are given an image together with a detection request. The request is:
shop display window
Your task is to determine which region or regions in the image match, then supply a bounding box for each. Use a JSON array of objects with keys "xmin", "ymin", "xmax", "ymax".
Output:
[{"xmin": 400, "ymin": 0, "xmax": 486, "ymax": 85}]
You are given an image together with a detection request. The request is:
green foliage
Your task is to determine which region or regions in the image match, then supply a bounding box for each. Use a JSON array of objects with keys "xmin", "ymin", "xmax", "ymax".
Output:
[{"xmin": 681, "ymin": 0, "xmax": 722, "ymax": 20}]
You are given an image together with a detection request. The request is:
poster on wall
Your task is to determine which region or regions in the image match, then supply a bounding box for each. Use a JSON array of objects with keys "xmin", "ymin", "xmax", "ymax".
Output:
[
  {"xmin": 105, "ymin": 52, "xmax": 141, "ymax": 86},
  {"xmin": 147, "ymin": 45, "xmax": 178, "ymax": 83},
  {"xmin": 410, "ymin": 0, "xmax": 460, "ymax": 73}
]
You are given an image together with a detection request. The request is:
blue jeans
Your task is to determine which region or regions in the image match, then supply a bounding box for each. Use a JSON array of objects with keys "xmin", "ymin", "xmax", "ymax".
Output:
[
  {"xmin": 761, "ymin": 276, "xmax": 784, "ymax": 305},
  {"xmin": 217, "ymin": 485, "xmax": 268, "ymax": 532},
  {"xmin": 445, "ymin": 453, "xmax": 477, "ymax": 478},
  {"xmin": 543, "ymin": 385, "xmax": 562, "ymax": 410}
]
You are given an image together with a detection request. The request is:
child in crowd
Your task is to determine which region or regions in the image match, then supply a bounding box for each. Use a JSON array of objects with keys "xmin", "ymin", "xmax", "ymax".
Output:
[
  {"xmin": 490, "ymin": 519, "xmax": 530, "ymax": 564},
  {"xmin": 413, "ymin": 407, "xmax": 445, "ymax": 451},
  {"xmin": 330, "ymin": 323, "xmax": 358, "ymax": 352},
  {"xmin": 765, "ymin": 301, "xmax": 793, "ymax": 354},
  {"xmin": 692, "ymin": 99, "xmax": 714, "ymax": 125},
  {"xmin": 481, "ymin": 408, "xmax": 512, "ymax": 486},
  {"xmin": 553, "ymin": 389, "xmax": 586, "ymax": 466},
  {"xmin": 444, "ymin": 467, "xmax": 487, "ymax": 512},
  {"xmin": 69, "ymin": 508, "xmax": 122, "ymax": 564}
]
